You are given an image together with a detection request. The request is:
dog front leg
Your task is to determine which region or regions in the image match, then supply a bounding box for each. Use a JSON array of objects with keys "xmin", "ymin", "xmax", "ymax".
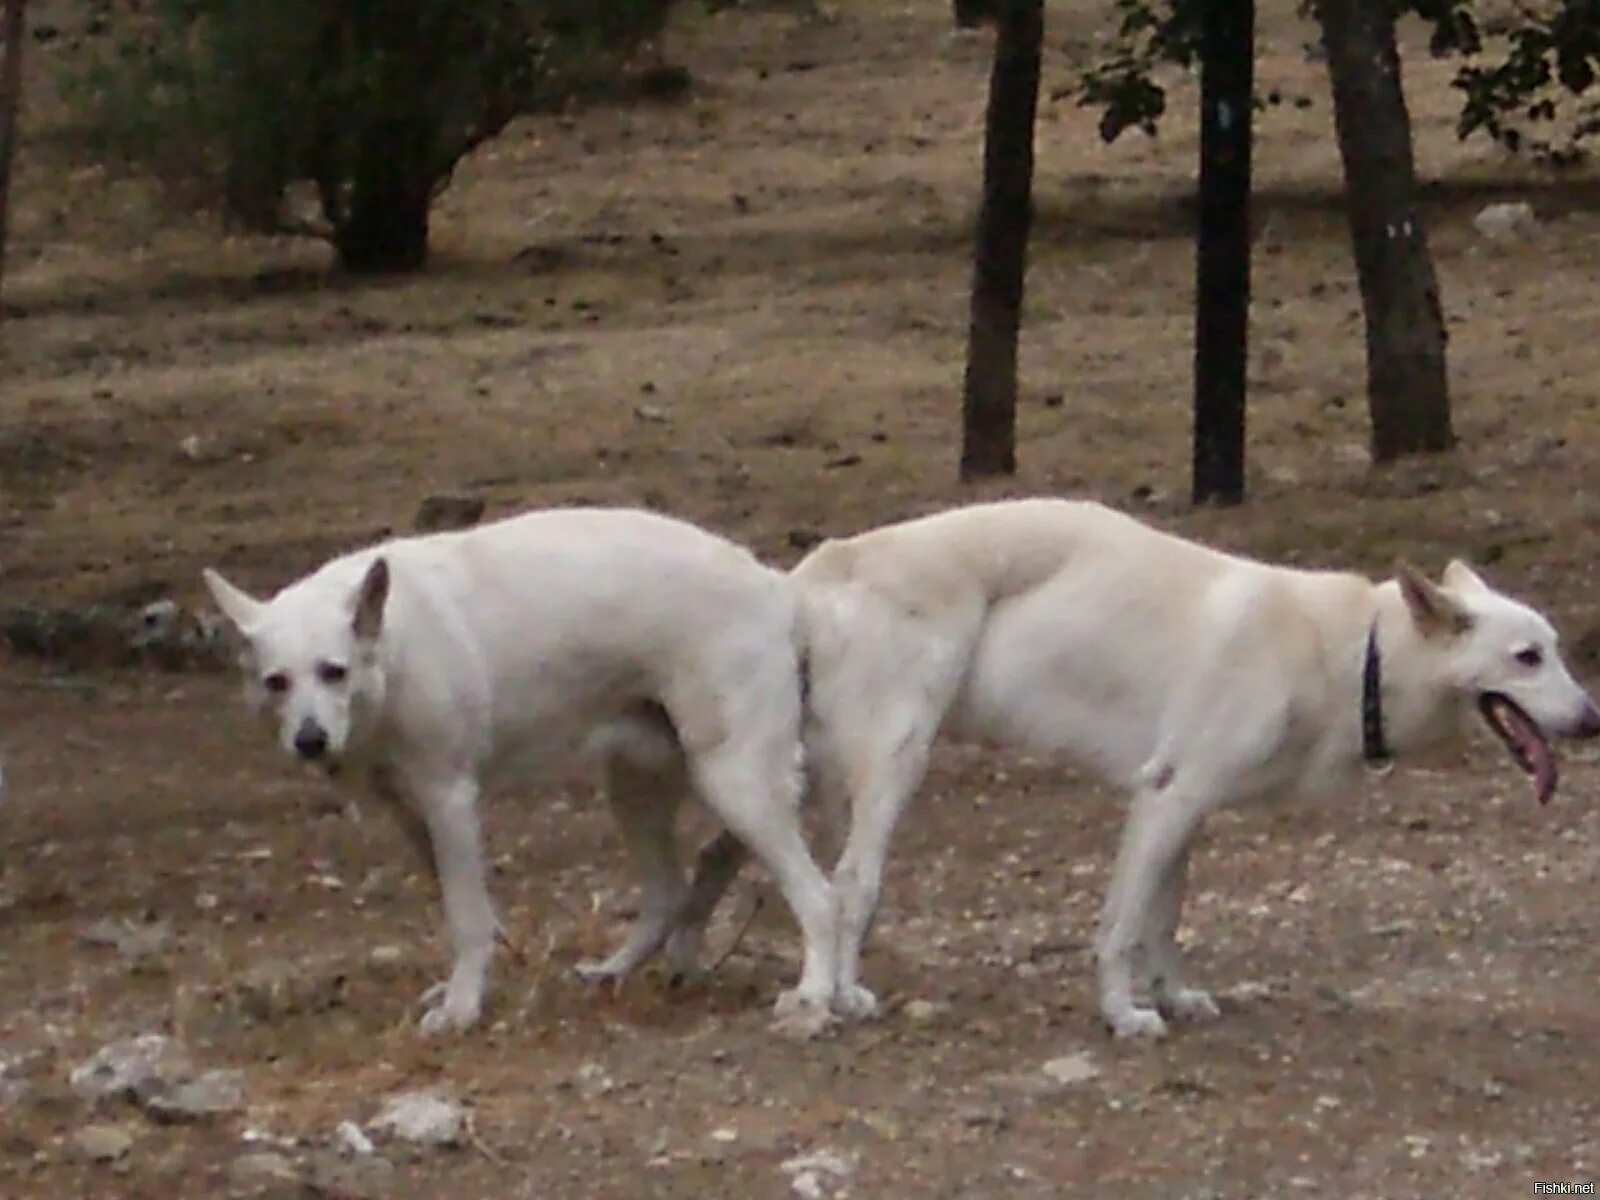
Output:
[
  {"xmin": 1141, "ymin": 842, "xmax": 1220, "ymax": 1025},
  {"xmin": 1096, "ymin": 789, "xmax": 1208, "ymax": 1040},
  {"xmin": 412, "ymin": 774, "xmax": 499, "ymax": 1035},
  {"xmin": 368, "ymin": 765, "xmax": 438, "ymax": 884}
]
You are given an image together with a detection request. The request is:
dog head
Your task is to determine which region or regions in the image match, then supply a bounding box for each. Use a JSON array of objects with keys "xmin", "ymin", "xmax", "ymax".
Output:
[
  {"xmin": 202, "ymin": 557, "xmax": 390, "ymax": 770},
  {"xmin": 1398, "ymin": 559, "xmax": 1600, "ymax": 802}
]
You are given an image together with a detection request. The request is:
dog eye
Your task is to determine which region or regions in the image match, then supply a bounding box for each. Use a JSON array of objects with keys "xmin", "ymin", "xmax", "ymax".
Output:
[
  {"xmin": 1515, "ymin": 647, "xmax": 1544, "ymax": 668},
  {"xmin": 316, "ymin": 662, "xmax": 348, "ymax": 685},
  {"xmin": 262, "ymin": 672, "xmax": 290, "ymax": 694}
]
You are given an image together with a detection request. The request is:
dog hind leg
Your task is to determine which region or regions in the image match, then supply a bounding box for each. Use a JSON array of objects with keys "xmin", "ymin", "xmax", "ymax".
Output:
[
  {"xmin": 829, "ymin": 721, "xmax": 937, "ymax": 1020},
  {"xmin": 575, "ymin": 750, "xmax": 692, "ymax": 984},
  {"xmin": 690, "ymin": 737, "xmax": 838, "ymax": 1032},
  {"xmin": 663, "ymin": 829, "xmax": 747, "ymax": 980}
]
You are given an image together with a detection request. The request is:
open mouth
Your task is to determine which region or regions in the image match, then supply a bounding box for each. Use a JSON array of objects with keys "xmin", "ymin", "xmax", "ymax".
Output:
[{"xmin": 1478, "ymin": 692, "xmax": 1557, "ymax": 805}]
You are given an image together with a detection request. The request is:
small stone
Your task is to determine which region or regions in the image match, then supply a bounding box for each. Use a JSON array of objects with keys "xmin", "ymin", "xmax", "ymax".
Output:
[
  {"xmin": 780, "ymin": 1149, "xmax": 854, "ymax": 1200},
  {"xmin": 709, "ymin": 1127, "xmax": 739, "ymax": 1144},
  {"xmin": 903, "ymin": 999, "xmax": 942, "ymax": 1023},
  {"xmin": 229, "ymin": 958, "xmax": 344, "ymax": 1022},
  {"xmin": 957, "ymin": 1103, "xmax": 1009, "ymax": 1130},
  {"xmin": 69, "ymin": 1034, "xmax": 190, "ymax": 1103},
  {"xmin": 70, "ymin": 1123, "xmax": 134, "ymax": 1164},
  {"xmin": 1040, "ymin": 1051, "xmax": 1101, "ymax": 1087},
  {"xmin": 144, "ymin": 1068, "xmax": 245, "ymax": 1122},
  {"xmin": 372, "ymin": 1090, "xmax": 464, "ymax": 1148},
  {"xmin": 634, "ymin": 404, "xmax": 670, "ymax": 423},
  {"xmin": 1473, "ymin": 200, "xmax": 1537, "ymax": 242},
  {"xmin": 368, "ymin": 945, "xmax": 404, "ymax": 970},
  {"xmin": 335, "ymin": 1121, "xmax": 376, "ymax": 1157},
  {"xmin": 230, "ymin": 1151, "xmax": 299, "ymax": 1186},
  {"xmin": 574, "ymin": 1061, "xmax": 615, "ymax": 1099},
  {"xmin": 413, "ymin": 494, "xmax": 485, "ymax": 533},
  {"xmin": 304, "ymin": 1148, "xmax": 396, "ymax": 1198}
]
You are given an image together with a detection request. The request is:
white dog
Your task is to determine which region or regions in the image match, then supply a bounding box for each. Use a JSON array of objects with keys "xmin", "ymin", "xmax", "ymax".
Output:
[
  {"xmin": 644, "ymin": 499, "xmax": 1600, "ymax": 1037},
  {"xmin": 203, "ymin": 507, "xmax": 840, "ymax": 1034}
]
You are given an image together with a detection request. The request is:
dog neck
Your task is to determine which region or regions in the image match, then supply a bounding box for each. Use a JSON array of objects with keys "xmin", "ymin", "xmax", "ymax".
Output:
[
  {"xmin": 1360, "ymin": 621, "xmax": 1391, "ymax": 768},
  {"xmin": 1360, "ymin": 584, "xmax": 1465, "ymax": 762}
]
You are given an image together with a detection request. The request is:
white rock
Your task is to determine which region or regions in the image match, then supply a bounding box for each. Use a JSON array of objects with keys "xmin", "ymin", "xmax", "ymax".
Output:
[
  {"xmin": 69, "ymin": 1034, "xmax": 190, "ymax": 1103},
  {"xmin": 79, "ymin": 917, "xmax": 173, "ymax": 960},
  {"xmin": 1040, "ymin": 1051, "xmax": 1101, "ymax": 1086},
  {"xmin": 781, "ymin": 1149, "xmax": 854, "ymax": 1200},
  {"xmin": 902, "ymin": 998, "xmax": 942, "ymax": 1023},
  {"xmin": 1473, "ymin": 200, "xmax": 1537, "ymax": 241},
  {"xmin": 574, "ymin": 1061, "xmax": 615, "ymax": 1098},
  {"xmin": 336, "ymin": 1120, "xmax": 377, "ymax": 1156},
  {"xmin": 69, "ymin": 1123, "xmax": 134, "ymax": 1163},
  {"xmin": 372, "ymin": 1090, "xmax": 465, "ymax": 1147},
  {"xmin": 144, "ymin": 1069, "xmax": 245, "ymax": 1122},
  {"xmin": 231, "ymin": 1151, "xmax": 299, "ymax": 1185}
]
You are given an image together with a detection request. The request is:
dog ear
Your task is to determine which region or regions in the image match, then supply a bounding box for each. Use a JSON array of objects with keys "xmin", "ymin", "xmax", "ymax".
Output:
[
  {"xmin": 351, "ymin": 557, "xmax": 389, "ymax": 642},
  {"xmin": 1397, "ymin": 561, "xmax": 1473, "ymax": 637},
  {"xmin": 1441, "ymin": 559, "xmax": 1490, "ymax": 595},
  {"xmin": 202, "ymin": 568, "xmax": 264, "ymax": 635}
]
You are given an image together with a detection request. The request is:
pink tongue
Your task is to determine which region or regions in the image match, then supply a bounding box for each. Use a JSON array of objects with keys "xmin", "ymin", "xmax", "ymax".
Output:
[{"xmin": 1503, "ymin": 703, "xmax": 1557, "ymax": 805}]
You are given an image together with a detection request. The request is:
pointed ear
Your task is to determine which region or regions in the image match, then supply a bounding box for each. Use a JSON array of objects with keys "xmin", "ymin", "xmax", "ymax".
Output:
[
  {"xmin": 1397, "ymin": 561, "xmax": 1473, "ymax": 637},
  {"xmin": 202, "ymin": 568, "xmax": 264, "ymax": 635},
  {"xmin": 351, "ymin": 557, "xmax": 389, "ymax": 643},
  {"xmin": 1441, "ymin": 558, "xmax": 1490, "ymax": 595}
]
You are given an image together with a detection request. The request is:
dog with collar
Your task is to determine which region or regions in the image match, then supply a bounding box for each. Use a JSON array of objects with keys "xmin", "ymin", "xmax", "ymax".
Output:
[
  {"xmin": 632, "ymin": 499, "xmax": 1600, "ymax": 1036},
  {"xmin": 203, "ymin": 507, "xmax": 840, "ymax": 1035}
]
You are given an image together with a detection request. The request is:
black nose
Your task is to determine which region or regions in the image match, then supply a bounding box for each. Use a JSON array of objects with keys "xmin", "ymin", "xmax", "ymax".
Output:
[
  {"xmin": 293, "ymin": 722, "xmax": 329, "ymax": 760},
  {"xmin": 1575, "ymin": 700, "xmax": 1600, "ymax": 740}
]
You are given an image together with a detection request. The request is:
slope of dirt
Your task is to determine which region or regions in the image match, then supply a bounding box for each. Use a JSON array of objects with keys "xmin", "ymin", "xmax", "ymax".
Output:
[{"xmin": 4, "ymin": 3, "xmax": 1600, "ymax": 1198}]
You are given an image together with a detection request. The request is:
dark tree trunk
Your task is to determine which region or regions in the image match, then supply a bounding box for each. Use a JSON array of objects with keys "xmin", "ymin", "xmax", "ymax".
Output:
[
  {"xmin": 952, "ymin": 0, "xmax": 997, "ymax": 30},
  {"xmin": 1316, "ymin": 0, "xmax": 1454, "ymax": 463},
  {"xmin": 1192, "ymin": 0, "xmax": 1254, "ymax": 507},
  {"xmin": 0, "ymin": 0, "xmax": 26, "ymax": 304},
  {"xmin": 959, "ymin": 0, "xmax": 1042, "ymax": 481},
  {"xmin": 333, "ymin": 120, "xmax": 434, "ymax": 274}
]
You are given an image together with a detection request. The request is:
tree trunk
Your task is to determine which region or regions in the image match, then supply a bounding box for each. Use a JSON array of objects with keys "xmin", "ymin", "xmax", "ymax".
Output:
[
  {"xmin": 333, "ymin": 120, "xmax": 433, "ymax": 274},
  {"xmin": 0, "ymin": 0, "xmax": 26, "ymax": 304},
  {"xmin": 952, "ymin": 0, "xmax": 996, "ymax": 30},
  {"xmin": 1192, "ymin": 0, "xmax": 1254, "ymax": 507},
  {"xmin": 1316, "ymin": 0, "xmax": 1454, "ymax": 463},
  {"xmin": 959, "ymin": 0, "xmax": 1042, "ymax": 481}
]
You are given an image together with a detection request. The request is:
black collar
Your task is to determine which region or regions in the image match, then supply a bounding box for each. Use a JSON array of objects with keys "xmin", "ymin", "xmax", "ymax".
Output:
[{"xmin": 1362, "ymin": 621, "xmax": 1391, "ymax": 767}]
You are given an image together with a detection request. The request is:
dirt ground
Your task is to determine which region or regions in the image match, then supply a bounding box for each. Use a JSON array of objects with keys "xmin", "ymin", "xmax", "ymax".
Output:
[{"xmin": 5, "ymin": 2, "xmax": 1600, "ymax": 1197}]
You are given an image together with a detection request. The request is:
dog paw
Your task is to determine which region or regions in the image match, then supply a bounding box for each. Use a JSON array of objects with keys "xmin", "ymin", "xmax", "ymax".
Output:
[
  {"xmin": 663, "ymin": 927, "xmax": 705, "ymax": 979},
  {"xmin": 417, "ymin": 981, "xmax": 448, "ymax": 1007},
  {"xmin": 1160, "ymin": 987, "xmax": 1220, "ymax": 1024},
  {"xmin": 771, "ymin": 988, "xmax": 838, "ymax": 1041},
  {"xmin": 1105, "ymin": 1005, "xmax": 1168, "ymax": 1040},
  {"xmin": 417, "ymin": 984, "xmax": 481, "ymax": 1035},
  {"xmin": 833, "ymin": 983, "xmax": 880, "ymax": 1020},
  {"xmin": 572, "ymin": 959, "xmax": 629, "ymax": 985}
]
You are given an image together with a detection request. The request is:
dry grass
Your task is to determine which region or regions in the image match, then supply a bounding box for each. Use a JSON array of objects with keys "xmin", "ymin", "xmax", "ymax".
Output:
[{"xmin": 3, "ymin": 2, "xmax": 1600, "ymax": 1197}]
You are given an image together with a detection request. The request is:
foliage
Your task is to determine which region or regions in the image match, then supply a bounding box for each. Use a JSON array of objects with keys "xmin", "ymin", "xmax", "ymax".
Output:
[
  {"xmin": 71, "ymin": 0, "xmax": 681, "ymax": 270},
  {"xmin": 1074, "ymin": 0, "xmax": 1322, "ymax": 144},
  {"xmin": 1454, "ymin": 0, "xmax": 1600, "ymax": 164},
  {"xmin": 1074, "ymin": 0, "xmax": 1202, "ymax": 142},
  {"xmin": 1074, "ymin": 0, "xmax": 1600, "ymax": 165}
]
